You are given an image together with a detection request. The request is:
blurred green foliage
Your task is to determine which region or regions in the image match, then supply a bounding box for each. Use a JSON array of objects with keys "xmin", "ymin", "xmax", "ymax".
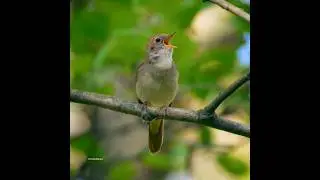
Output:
[
  {"xmin": 200, "ymin": 126, "xmax": 213, "ymax": 146},
  {"xmin": 70, "ymin": 0, "xmax": 249, "ymax": 97},
  {"xmin": 71, "ymin": 132, "xmax": 105, "ymax": 158},
  {"xmin": 70, "ymin": 0, "xmax": 250, "ymax": 179},
  {"xmin": 217, "ymin": 153, "xmax": 249, "ymax": 176},
  {"xmin": 142, "ymin": 153, "xmax": 173, "ymax": 170},
  {"xmin": 168, "ymin": 142, "xmax": 189, "ymax": 170},
  {"xmin": 108, "ymin": 161, "xmax": 137, "ymax": 180}
]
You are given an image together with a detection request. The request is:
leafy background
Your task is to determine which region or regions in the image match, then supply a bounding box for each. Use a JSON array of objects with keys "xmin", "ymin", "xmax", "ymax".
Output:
[{"xmin": 70, "ymin": 0, "xmax": 250, "ymax": 179}]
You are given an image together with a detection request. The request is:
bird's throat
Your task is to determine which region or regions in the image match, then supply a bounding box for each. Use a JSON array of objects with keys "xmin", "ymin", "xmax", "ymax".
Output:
[{"xmin": 153, "ymin": 56, "xmax": 173, "ymax": 70}]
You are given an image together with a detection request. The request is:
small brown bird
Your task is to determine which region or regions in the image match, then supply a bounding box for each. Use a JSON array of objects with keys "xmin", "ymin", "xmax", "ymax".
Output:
[{"xmin": 135, "ymin": 32, "xmax": 179, "ymax": 153}]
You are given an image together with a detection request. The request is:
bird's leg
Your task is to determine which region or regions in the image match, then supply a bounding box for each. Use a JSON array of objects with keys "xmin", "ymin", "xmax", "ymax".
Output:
[
  {"xmin": 137, "ymin": 98, "xmax": 154, "ymax": 125},
  {"xmin": 159, "ymin": 102, "xmax": 173, "ymax": 119}
]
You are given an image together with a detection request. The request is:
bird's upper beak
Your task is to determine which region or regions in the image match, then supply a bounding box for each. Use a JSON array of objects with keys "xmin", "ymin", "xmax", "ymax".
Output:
[{"xmin": 164, "ymin": 32, "xmax": 177, "ymax": 49}]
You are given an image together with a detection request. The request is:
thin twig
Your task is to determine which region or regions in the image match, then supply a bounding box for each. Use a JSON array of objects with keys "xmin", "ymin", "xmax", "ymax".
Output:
[
  {"xmin": 70, "ymin": 89, "xmax": 250, "ymax": 138},
  {"xmin": 204, "ymin": 0, "xmax": 250, "ymax": 23},
  {"xmin": 204, "ymin": 72, "xmax": 250, "ymax": 113}
]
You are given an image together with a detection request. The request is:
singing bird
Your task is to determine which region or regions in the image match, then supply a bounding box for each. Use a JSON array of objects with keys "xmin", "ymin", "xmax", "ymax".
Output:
[{"xmin": 135, "ymin": 32, "xmax": 179, "ymax": 153}]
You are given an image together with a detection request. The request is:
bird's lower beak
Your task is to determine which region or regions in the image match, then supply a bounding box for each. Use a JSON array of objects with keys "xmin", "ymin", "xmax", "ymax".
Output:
[{"xmin": 164, "ymin": 32, "xmax": 177, "ymax": 48}]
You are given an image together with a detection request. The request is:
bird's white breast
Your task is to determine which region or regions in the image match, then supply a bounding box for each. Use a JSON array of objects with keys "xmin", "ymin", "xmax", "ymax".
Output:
[{"xmin": 136, "ymin": 71, "xmax": 177, "ymax": 107}]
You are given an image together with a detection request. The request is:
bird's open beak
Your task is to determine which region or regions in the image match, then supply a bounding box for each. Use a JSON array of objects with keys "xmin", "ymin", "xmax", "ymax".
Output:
[{"xmin": 164, "ymin": 32, "xmax": 177, "ymax": 48}]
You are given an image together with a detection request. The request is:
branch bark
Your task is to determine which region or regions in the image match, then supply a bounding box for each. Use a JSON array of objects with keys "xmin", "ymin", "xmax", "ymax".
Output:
[
  {"xmin": 204, "ymin": 72, "xmax": 250, "ymax": 113},
  {"xmin": 70, "ymin": 75, "xmax": 250, "ymax": 138},
  {"xmin": 205, "ymin": 0, "xmax": 250, "ymax": 23}
]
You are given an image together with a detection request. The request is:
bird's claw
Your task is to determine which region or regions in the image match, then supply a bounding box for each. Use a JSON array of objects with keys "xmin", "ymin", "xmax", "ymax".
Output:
[
  {"xmin": 141, "ymin": 119, "xmax": 150, "ymax": 127},
  {"xmin": 140, "ymin": 103, "xmax": 155, "ymax": 122},
  {"xmin": 159, "ymin": 106, "xmax": 169, "ymax": 119}
]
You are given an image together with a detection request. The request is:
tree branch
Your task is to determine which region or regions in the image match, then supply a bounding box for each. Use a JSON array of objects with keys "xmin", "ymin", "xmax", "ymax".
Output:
[
  {"xmin": 204, "ymin": 72, "xmax": 250, "ymax": 113},
  {"xmin": 204, "ymin": 0, "xmax": 250, "ymax": 23},
  {"xmin": 70, "ymin": 89, "xmax": 250, "ymax": 138}
]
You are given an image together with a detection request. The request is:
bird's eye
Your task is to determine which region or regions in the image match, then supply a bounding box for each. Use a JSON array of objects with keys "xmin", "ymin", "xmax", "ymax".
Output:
[{"xmin": 155, "ymin": 38, "xmax": 161, "ymax": 43}]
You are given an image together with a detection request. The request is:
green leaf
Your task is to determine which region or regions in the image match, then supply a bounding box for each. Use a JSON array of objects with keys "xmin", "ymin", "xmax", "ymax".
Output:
[
  {"xmin": 142, "ymin": 153, "xmax": 172, "ymax": 170},
  {"xmin": 71, "ymin": 132, "xmax": 104, "ymax": 158},
  {"xmin": 217, "ymin": 154, "xmax": 249, "ymax": 176},
  {"xmin": 193, "ymin": 88, "xmax": 211, "ymax": 99},
  {"xmin": 71, "ymin": 0, "xmax": 90, "ymax": 12},
  {"xmin": 98, "ymin": 31, "xmax": 147, "ymax": 68},
  {"xmin": 174, "ymin": 35, "xmax": 198, "ymax": 70},
  {"xmin": 95, "ymin": 1, "xmax": 136, "ymax": 29},
  {"xmin": 184, "ymin": 48, "xmax": 237, "ymax": 99},
  {"xmin": 199, "ymin": 127, "xmax": 212, "ymax": 146},
  {"xmin": 105, "ymin": 0, "xmax": 132, "ymax": 5},
  {"xmin": 71, "ymin": 132, "xmax": 93, "ymax": 152},
  {"xmin": 70, "ymin": 168, "xmax": 77, "ymax": 177},
  {"xmin": 169, "ymin": 142, "xmax": 189, "ymax": 170},
  {"xmin": 237, "ymin": 82, "xmax": 250, "ymax": 101},
  {"xmin": 94, "ymin": 83, "xmax": 115, "ymax": 95},
  {"xmin": 108, "ymin": 161, "xmax": 137, "ymax": 180},
  {"xmin": 71, "ymin": 10, "xmax": 110, "ymax": 54},
  {"xmin": 71, "ymin": 54, "xmax": 94, "ymax": 78},
  {"xmin": 140, "ymin": 0, "xmax": 182, "ymax": 19},
  {"xmin": 232, "ymin": 16, "xmax": 250, "ymax": 33},
  {"xmin": 175, "ymin": 4, "xmax": 203, "ymax": 29},
  {"xmin": 228, "ymin": 0, "xmax": 250, "ymax": 12}
]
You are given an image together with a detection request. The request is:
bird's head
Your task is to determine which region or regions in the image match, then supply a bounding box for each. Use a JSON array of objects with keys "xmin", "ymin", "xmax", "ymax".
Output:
[{"xmin": 147, "ymin": 32, "xmax": 177, "ymax": 69}]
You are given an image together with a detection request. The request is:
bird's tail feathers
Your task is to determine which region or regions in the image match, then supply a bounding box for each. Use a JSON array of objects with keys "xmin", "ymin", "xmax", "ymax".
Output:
[{"xmin": 148, "ymin": 118, "xmax": 164, "ymax": 154}]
